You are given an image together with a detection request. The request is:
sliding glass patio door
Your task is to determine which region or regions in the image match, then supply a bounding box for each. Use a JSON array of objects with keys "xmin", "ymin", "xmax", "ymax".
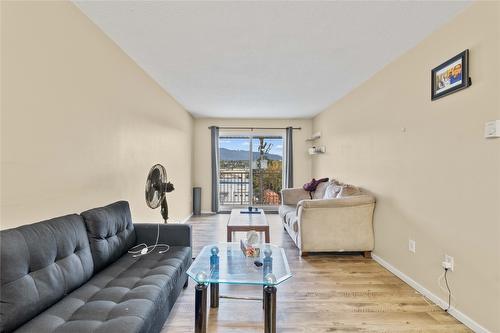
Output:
[
  {"xmin": 219, "ymin": 136, "xmax": 252, "ymax": 207},
  {"xmin": 218, "ymin": 135, "xmax": 283, "ymax": 211}
]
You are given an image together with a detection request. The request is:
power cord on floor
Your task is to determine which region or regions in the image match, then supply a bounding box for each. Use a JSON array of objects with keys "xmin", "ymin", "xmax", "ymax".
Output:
[{"xmin": 444, "ymin": 267, "xmax": 452, "ymax": 312}]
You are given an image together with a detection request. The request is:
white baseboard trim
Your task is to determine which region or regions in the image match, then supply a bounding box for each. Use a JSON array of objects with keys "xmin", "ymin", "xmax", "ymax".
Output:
[{"xmin": 372, "ymin": 254, "xmax": 490, "ymax": 333}]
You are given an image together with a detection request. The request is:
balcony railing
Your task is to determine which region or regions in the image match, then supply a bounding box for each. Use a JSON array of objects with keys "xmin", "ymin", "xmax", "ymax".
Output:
[
  {"xmin": 219, "ymin": 170, "xmax": 250, "ymax": 206},
  {"xmin": 219, "ymin": 169, "xmax": 282, "ymax": 207}
]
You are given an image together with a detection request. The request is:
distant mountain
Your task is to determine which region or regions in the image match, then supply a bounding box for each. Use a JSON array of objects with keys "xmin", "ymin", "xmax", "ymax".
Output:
[{"xmin": 220, "ymin": 148, "xmax": 282, "ymax": 161}]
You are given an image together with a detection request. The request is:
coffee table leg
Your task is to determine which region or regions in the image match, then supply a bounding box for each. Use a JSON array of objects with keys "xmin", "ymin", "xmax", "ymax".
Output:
[
  {"xmin": 262, "ymin": 286, "xmax": 265, "ymax": 309},
  {"xmin": 227, "ymin": 228, "xmax": 232, "ymax": 242},
  {"xmin": 265, "ymin": 229, "xmax": 270, "ymax": 243},
  {"xmin": 194, "ymin": 283, "xmax": 207, "ymax": 333},
  {"xmin": 210, "ymin": 283, "xmax": 219, "ymax": 308},
  {"xmin": 263, "ymin": 286, "xmax": 277, "ymax": 333}
]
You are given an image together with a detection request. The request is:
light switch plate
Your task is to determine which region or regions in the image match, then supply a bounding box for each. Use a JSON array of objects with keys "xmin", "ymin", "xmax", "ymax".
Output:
[{"xmin": 484, "ymin": 120, "xmax": 500, "ymax": 138}]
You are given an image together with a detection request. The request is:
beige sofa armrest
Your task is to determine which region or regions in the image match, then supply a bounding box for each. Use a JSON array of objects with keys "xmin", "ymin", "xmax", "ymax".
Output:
[
  {"xmin": 296, "ymin": 194, "xmax": 376, "ymax": 253},
  {"xmin": 281, "ymin": 187, "xmax": 310, "ymax": 205},
  {"xmin": 297, "ymin": 195, "xmax": 375, "ymax": 210}
]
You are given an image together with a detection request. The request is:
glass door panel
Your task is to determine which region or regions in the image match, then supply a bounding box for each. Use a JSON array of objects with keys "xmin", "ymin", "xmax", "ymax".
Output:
[
  {"xmin": 251, "ymin": 137, "xmax": 283, "ymax": 207},
  {"xmin": 218, "ymin": 137, "xmax": 251, "ymax": 207}
]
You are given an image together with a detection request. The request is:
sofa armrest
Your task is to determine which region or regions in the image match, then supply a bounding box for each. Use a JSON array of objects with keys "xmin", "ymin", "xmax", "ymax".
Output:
[
  {"xmin": 297, "ymin": 195, "xmax": 375, "ymax": 210},
  {"xmin": 134, "ymin": 223, "xmax": 192, "ymax": 248},
  {"xmin": 281, "ymin": 187, "xmax": 310, "ymax": 205},
  {"xmin": 295, "ymin": 195, "xmax": 376, "ymax": 253}
]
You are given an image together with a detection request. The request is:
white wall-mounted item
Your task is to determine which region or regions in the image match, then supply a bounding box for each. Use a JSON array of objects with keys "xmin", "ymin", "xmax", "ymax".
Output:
[
  {"xmin": 484, "ymin": 120, "xmax": 500, "ymax": 138},
  {"xmin": 305, "ymin": 132, "xmax": 321, "ymax": 141},
  {"xmin": 308, "ymin": 146, "xmax": 326, "ymax": 155},
  {"xmin": 408, "ymin": 239, "xmax": 416, "ymax": 253}
]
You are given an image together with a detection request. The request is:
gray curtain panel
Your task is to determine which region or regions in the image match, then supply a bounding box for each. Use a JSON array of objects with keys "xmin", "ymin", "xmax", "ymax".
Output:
[
  {"xmin": 285, "ymin": 126, "xmax": 294, "ymax": 188},
  {"xmin": 210, "ymin": 126, "xmax": 219, "ymax": 212}
]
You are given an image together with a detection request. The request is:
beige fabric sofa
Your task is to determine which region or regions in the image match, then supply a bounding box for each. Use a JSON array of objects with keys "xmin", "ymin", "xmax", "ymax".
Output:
[{"xmin": 279, "ymin": 180, "xmax": 376, "ymax": 257}]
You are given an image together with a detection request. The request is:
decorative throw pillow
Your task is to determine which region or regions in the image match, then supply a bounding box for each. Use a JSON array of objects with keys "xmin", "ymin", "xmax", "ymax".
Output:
[
  {"xmin": 303, "ymin": 178, "xmax": 329, "ymax": 199},
  {"xmin": 303, "ymin": 178, "xmax": 328, "ymax": 192},
  {"xmin": 338, "ymin": 184, "xmax": 361, "ymax": 197},
  {"xmin": 323, "ymin": 182, "xmax": 342, "ymax": 199},
  {"xmin": 313, "ymin": 181, "xmax": 330, "ymax": 199}
]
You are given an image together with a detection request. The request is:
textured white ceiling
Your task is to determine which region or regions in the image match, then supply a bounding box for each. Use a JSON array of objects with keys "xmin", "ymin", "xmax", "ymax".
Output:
[{"xmin": 74, "ymin": 1, "xmax": 470, "ymax": 118}]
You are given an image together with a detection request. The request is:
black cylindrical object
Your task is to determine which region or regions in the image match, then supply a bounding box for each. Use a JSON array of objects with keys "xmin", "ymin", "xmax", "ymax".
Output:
[
  {"xmin": 193, "ymin": 187, "xmax": 201, "ymax": 215},
  {"xmin": 194, "ymin": 283, "xmax": 207, "ymax": 333},
  {"xmin": 210, "ymin": 283, "xmax": 219, "ymax": 308},
  {"xmin": 264, "ymin": 285, "xmax": 277, "ymax": 333}
]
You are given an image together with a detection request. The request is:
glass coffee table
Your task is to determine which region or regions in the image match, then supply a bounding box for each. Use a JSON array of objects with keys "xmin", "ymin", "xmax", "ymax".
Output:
[{"xmin": 186, "ymin": 243, "xmax": 292, "ymax": 333}]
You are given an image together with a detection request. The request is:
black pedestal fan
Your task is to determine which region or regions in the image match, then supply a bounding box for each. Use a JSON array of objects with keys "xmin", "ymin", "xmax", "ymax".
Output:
[{"xmin": 145, "ymin": 164, "xmax": 174, "ymax": 223}]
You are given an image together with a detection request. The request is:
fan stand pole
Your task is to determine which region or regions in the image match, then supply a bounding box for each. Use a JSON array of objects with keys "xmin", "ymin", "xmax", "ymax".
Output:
[{"xmin": 161, "ymin": 197, "xmax": 169, "ymax": 223}]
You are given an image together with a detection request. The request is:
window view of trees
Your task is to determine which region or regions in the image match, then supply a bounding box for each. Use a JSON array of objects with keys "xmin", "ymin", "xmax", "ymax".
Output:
[{"xmin": 252, "ymin": 137, "xmax": 282, "ymax": 205}]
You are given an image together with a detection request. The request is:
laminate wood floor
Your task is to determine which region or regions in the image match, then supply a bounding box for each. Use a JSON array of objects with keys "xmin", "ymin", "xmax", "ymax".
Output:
[{"xmin": 162, "ymin": 214, "xmax": 470, "ymax": 333}]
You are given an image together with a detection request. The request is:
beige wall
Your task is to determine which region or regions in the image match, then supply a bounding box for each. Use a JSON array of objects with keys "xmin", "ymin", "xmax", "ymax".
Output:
[
  {"xmin": 1, "ymin": 1, "xmax": 193, "ymax": 229},
  {"xmin": 312, "ymin": 3, "xmax": 500, "ymax": 331},
  {"xmin": 193, "ymin": 118, "xmax": 312, "ymax": 212}
]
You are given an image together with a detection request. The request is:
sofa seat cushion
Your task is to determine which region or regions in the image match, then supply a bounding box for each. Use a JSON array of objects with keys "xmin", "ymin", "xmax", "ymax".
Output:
[
  {"xmin": 279, "ymin": 205, "xmax": 298, "ymax": 230},
  {"xmin": 15, "ymin": 246, "xmax": 192, "ymax": 333},
  {"xmin": 278, "ymin": 204, "xmax": 295, "ymax": 218},
  {"xmin": 286, "ymin": 213, "xmax": 299, "ymax": 233},
  {"xmin": 278, "ymin": 207, "xmax": 298, "ymax": 233}
]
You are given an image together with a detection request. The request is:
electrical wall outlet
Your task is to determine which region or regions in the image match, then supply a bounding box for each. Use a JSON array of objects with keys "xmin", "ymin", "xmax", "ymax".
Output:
[
  {"xmin": 442, "ymin": 254, "xmax": 454, "ymax": 271},
  {"xmin": 408, "ymin": 239, "xmax": 416, "ymax": 253}
]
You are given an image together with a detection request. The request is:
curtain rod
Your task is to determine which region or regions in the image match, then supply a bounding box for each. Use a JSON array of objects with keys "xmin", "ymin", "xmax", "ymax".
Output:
[{"xmin": 208, "ymin": 126, "xmax": 301, "ymax": 130}]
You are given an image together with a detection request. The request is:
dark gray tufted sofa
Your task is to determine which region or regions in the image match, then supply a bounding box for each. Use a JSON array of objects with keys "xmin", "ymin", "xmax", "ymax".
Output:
[{"xmin": 0, "ymin": 201, "xmax": 192, "ymax": 333}]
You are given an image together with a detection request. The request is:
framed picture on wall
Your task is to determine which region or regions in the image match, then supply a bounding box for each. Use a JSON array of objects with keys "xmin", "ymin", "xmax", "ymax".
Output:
[{"xmin": 431, "ymin": 49, "xmax": 471, "ymax": 100}]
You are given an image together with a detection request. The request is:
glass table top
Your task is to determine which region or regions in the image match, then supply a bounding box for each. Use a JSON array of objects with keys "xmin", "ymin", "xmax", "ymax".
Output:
[{"xmin": 187, "ymin": 243, "xmax": 292, "ymax": 286}]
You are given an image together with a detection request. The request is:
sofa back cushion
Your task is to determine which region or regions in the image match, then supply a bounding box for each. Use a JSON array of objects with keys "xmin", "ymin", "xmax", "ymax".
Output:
[
  {"xmin": 81, "ymin": 201, "xmax": 136, "ymax": 273},
  {"xmin": 0, "ymin": 214, "xmax": 93, "ymax": 333}
]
